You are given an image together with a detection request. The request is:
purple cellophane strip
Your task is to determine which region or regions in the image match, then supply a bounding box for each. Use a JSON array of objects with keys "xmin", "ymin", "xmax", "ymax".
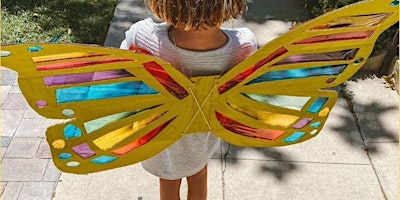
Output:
[
  {"xmin": 292, "ymin": 118, "xmax": 313, "ymax": 129},
  {"xmin": 72, "ymin": 143, "xmax": 96, "ymax": 159},
  {"xmin": 274, "ymin": 49, "xmax": 358, "ymax": 65},
  {"xmin": 44, "ymin": 70, "xmax": 133, "ymax": 86}
]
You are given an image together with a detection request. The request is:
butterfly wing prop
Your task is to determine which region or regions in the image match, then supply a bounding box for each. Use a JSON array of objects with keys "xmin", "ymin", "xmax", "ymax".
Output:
[
  {"xmin": 1, "ymin": 0, "xmax": 398, "ymax": 174},
  {"xmin": 1, "ymin": 44, "xmax": 202, "ymax": 174},
  {"xmin": 208, "ymin": 0, "xmax": 399, "ymax": 147}
]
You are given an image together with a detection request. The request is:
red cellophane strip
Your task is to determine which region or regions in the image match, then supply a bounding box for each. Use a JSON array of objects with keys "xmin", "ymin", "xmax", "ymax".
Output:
[
  {"xmin": 218, "ymin": 47, "xmax": 288, "ymax": 94},
  {"xmin": 112, "ymin": 118, "xmax": 174, "ymax": 155},
  {"xmin": 215, "ymin": 112, "xmax": 285, "ymax": 140},
  {"xmin": 143, "ymin": 61, "xmax": 189, "ymax": 99},
  {"xmin": 129, "ymin": 45, "xmax": 153, "ymax": 55}
]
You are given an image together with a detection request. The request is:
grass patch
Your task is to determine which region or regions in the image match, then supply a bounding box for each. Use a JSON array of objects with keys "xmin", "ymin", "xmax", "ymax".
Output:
[{"xmin": 2, "ymin": 0, "xmax": 118, "ymax": 45}]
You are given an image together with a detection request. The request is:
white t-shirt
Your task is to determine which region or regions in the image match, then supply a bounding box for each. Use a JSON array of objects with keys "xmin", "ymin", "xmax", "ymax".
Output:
[{"xmin": 120, "ymin": 18, "xmax": 257, "ymax": 180}]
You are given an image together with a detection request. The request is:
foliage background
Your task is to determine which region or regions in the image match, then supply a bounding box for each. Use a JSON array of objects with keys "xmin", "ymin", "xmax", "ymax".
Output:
[{"xmin": 1, "ymin": 0, "xmax": 118, "ymax": 45}]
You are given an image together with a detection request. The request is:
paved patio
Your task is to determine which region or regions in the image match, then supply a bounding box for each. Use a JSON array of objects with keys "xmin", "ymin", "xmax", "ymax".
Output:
[{"xmin": 1, "ymin": 0, "xmax": 398, "ymax": 199}]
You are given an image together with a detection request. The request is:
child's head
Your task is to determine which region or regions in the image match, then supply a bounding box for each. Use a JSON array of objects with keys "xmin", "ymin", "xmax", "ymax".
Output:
[{"xmin": 145, "ymin": 0, "xmax": 247, "ymax": 30}]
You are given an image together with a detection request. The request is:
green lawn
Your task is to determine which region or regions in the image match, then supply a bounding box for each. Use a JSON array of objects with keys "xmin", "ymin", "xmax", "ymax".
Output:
[{"xmin": 1, "ymin": 0, "xmax": 118, "ymax": 45}]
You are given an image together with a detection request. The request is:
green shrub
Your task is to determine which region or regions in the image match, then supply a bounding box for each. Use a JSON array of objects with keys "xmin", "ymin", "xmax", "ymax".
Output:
[
  {"xmin": 303, "ymin": 0, "xmax": 363, "ymax": 17},
  {"xmin": 1, "ymin": 8, "xmax": 75, "ymax": 44},
  {"xmin": 1, "ymin": 0, "xmax": 118, "ymax": 45}
]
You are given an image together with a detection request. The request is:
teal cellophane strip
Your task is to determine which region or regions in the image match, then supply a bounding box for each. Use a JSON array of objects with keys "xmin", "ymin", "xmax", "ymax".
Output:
[
  {"xmin": 84, "ymin": 110, "xmax": 147, "ymax": 134},
  {"xmin": 64, "ymin": 124, "xmax": 82, "ymax": 139},
  {"xmin": 84, "ymin": 112, "xmax": 135, "ymax": 134},
  {"xmin": 58, "ymin": 153, "xmax": 72, "ymax": 160},
  {"xmin": 283, "ymin": 132, "xmax": 306, "ymax": 143},
  {"xmin": 243, "ymin": 94, "xmax": 311, "ymax": 111},
  {"xmin": 307, "ymin": 97, "xmax": 329, "ymax": 113},
  {"xmin": 56, "ymin": 81, "xmax": 158, "ymax": 103},
  {"xmin": 247, "ymin": 64, "xmax": 347, "ymax": 85},
  {"xmin": 91, "ymin": 155, "xmax": 117, "ymax": 164},
  {"xmin": 310, "ymin": 121, "xmax": 322, "ymax": 128}
]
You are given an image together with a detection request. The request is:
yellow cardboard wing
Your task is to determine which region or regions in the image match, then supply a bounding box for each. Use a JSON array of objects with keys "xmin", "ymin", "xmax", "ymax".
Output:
[{"xmin": 1, "ymin": 0, "xmax": 398, "ymax": 174}]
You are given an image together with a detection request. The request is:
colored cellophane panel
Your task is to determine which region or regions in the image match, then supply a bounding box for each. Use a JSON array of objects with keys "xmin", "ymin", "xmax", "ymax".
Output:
[
  {"xmin": 307, "ymin": 97, "xmax": 329, "ymax": 113},
  {"xmin": 36, "ymin": 57, "xmax": 134, "ymax": 71},
  {"xmin": 64, "ymin": 124, "xmax": 82, "ymax": 139},
  {"xmin": 274, "ymin": 49, "xmax": 357, "ymax": 65},
  {"xmin": 242, "ymin": 94, "xmax": 311, "ymax": 111},
  {"xmin": 247, "ymin": 64, "xmax": 347, "ymax": 85},
  {"xmin": 32, "ymin": 52, "xmax": 110, "ymax": 63},
  {"xmin": 55, "ymin": 81, "xmax": 158, "ymax": 103},
  {"xmin": 143, "ymin": 61, "xmax": 189, "ymax": 99},
  {"xmin": 112, "ymin": 118, "xmax": 175, "ymax": 155},
  {"xmin": 215, "ymin": 112, "xmax": 285, "ymax": 140},
  {"xmin": 91, "ymin": 156, "xmax": 117, "ymax": 164},
  {"xmin": 311, "ymin": 13, "xmax": 390, "ymax": 29},
  {"xmin": 43, "ymin": 69, "xmax": 133, "ymax": 86},
  {"xmin": 72, "ymin": 143, "xmax": 96, "ymax": 159},
  {"xmin": 228, "ymin": 103, "xmax": 299, "ymax": 128},
  {"xmin": 92, "ymin": 112, "xmax": 165, "ymax": 150},
  {"xmin": 218, "ymin": 47, "xmax": 288, "ymax": 94},
  {"xmin": 83, "ymin": 106, "xmax": 159, "ymax": 134},
  {"xmin": 292, "ymin": 30, "xmax": 374, "ymax": 44}
]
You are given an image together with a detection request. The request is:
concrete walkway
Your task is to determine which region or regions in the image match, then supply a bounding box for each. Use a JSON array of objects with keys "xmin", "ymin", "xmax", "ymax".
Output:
[{"xmin": 1, "ymin": 0, "xmax": 398, "ymax": 199}]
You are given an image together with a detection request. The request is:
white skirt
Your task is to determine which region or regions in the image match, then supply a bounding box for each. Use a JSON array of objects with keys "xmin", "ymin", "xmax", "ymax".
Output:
[{"xmin": 141, "ymin": 132, "xmax": 221, "ymax": 180}]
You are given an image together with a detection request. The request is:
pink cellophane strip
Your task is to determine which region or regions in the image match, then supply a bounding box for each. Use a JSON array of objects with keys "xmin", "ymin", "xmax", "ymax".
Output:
[
  {"xmin": 216, "ymin": 112, "xmax": 285, "ymax": 140},
  {"xmin": 43, "ymin": 69, "xmax": 133, "ymax": 86},
  {"xmin": 292, "ymin": 30, "xmax": 374, "ymax": 44}
]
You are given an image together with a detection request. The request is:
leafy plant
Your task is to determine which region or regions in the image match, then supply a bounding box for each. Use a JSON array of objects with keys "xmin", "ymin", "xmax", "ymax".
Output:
[{"xmin": 1, "ymin": 0, "xmax": 118, "ymax": 45}]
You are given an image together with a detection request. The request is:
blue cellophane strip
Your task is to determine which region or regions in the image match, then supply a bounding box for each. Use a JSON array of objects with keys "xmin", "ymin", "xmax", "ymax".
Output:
[
  {"xmin": 283, "ymin": 132, "xmax": 306, "ymax": 143},
  {"xmin": 64, "ymin": 124, "xmax": 82, "ymax": 139},
  {"xmin": 91, "ymin": 155, "xmax": 117, "ymax": 164},
  {"xmin": 307, "ymin": 97, "xmax": 329, "ymax": 113},
  {"xmin": 247, "ymin": 64, "xmax": 347, "ymax": 85},
  {"xmin": 56, "ymin": 81, "xmax": 158, "ymax": 103}
]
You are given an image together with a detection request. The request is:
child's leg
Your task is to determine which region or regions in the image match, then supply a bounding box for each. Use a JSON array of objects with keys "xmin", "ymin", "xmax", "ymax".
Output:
[
  {"xmin": 159, "ymin": 178, "xmax": 182, "ymax": 200},
  {"xmin": 187, "ymin": 165, "xmax": 208, "ymax": 200}
]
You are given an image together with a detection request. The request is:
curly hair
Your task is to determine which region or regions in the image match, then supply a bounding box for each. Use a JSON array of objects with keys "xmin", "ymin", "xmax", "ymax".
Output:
[{"xmin": 145, "ymin": 0, "xmax": 247, "ymax": 30}]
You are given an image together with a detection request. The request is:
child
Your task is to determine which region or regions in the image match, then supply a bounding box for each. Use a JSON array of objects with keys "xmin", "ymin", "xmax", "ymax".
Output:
[{"xmin": 120, "ymin": 0, "xmax": 257, "ymax": 199}]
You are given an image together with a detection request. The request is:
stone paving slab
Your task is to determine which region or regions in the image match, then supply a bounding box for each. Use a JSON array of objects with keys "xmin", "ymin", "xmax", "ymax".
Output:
[
  {"xmin": 1, "ymin": 110, "xmax": 25, "ymax": 137},
  {"xmin": 1, "ymin": 182, "xmax": 23, "ymax": 200},
  {"xmin": 54, "ymin": 159, "xmax": 223, "ymax": 200},
  {"xmin": 4, "ymin": 137, "xmax": 42, "ymax": 158},
  {"xmin": 2, "ymin": 158, "xmax": 49, "ymax": 182},
  {"xmin": 17, "ymin": 182, "xmax": 58, "ymax": 200},
  {"xmin": 223, "ymin": 160, "xmax": 384, "ymax": 200},
  {"xmin": 24, "ymin": 107, "xmax": 45, "ymax": 119},
  {"xmin": 368, "ymin": 142, "xmax": 399, "ymax": 200},
  {"xmin": 15, "ymin": 119, "xmax": 59, "ymax": 138},
  {"xmin": 1, "ymin": 86, "xmax": 12, "ymax": 104},
  {"xmin": 344, "ymin": 77, "xmax": 399, "ymax": 143},
  {"xmin": 1, "ymin": 93, "xmax": 28, "ymax": 110}
]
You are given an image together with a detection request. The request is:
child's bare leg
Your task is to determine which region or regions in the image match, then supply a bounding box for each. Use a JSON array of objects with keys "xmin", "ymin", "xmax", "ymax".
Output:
[
  {"xmin": 187, "ymin": 165, "xmax": 208, "ymax": 200},
  {"xmin": 159, "ymin": 178, "xmax": 182, "ymax": 200}
]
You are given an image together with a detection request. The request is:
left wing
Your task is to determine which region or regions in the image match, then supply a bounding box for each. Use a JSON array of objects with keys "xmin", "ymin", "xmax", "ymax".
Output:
[{"xmin": 1, "ymin": 44, "xmax": 198, "ymax": 173}]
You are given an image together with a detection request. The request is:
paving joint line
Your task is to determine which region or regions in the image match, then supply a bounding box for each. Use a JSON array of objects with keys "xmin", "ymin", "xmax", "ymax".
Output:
[{"xmin": 223, "ymin": 157, "xmax": 371, "ymax": 166}]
